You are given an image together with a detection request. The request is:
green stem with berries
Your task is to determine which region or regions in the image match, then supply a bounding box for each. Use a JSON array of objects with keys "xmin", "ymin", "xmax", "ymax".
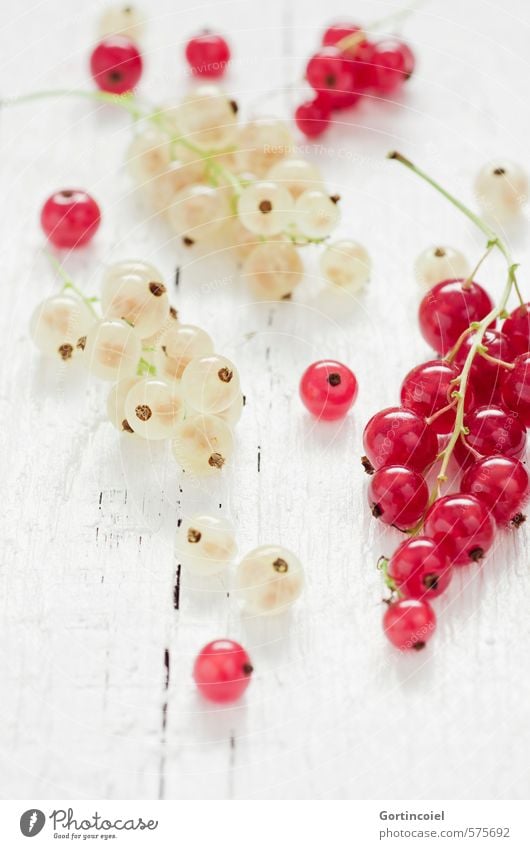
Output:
[{"xmin": 45, "ymin": 251, "xmax": 100, "ymax": 319}]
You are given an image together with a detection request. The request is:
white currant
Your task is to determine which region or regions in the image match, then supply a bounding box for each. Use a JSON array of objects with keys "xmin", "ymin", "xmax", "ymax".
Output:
[
  {"xmin": 294, "ymin": 190, "xmax": 340, "ymax": 239},
  {"xmin": 172, "ymin": 414, "xmax": 234, "ymax": 475},
  {"xmin": 124, "ymin": 377, "xmax": 185, "ymax": 439},
  {"xmin": 267, "ymin": 158, "xmax": 322, "ymax": 198},
  {"xmin": 83, "ymin": 318, "xmax": 141, "ymax": 381},
  {"xmin": 107, "ymin": 376, "xmax": 140, "ymax": 434},
  {"xmin": 101, "ymin": 263, "xmax": 169, "ymax": 339},
  {"xmin": 235, "ymin": 544, "xmax": 304, "ymax": 616},
  {"xmin": 474, "ymin": 160, "xmax": 529, "ymax": 220},
  {"xmin": 30, "ymin": 294, "xmax": 95, "ymax": 362},
  {"xmin": 320, "ymin": 239, "xmax": 371, "ymax": 291},
  {"xmin": 414, "ymin": 245, "xmax": 470, "ymax": 288},
  {"xmin": 237, "ymin": 180, "xmax": 293, "ymax": 237},
  {"xmin": 181, "ymin": 354, "xmax": 241, "ymax": 414},
  {"xmin": 155, "ymin": 324, "xmax": 214, "ymax": 382},
  {"xmin": 241, "ymin": 240, "xmax": 304, "ymax": 299},
  {"xmin": 175, "ymin": 515, "xmax": 237, "ymax": 576}
]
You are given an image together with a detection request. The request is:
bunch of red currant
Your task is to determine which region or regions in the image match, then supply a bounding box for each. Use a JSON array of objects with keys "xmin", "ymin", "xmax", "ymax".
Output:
[
  {"xmin": 362, "ymin": 153, "xmax": 530, "ymax": 652},
  {"xmin": 295, "ymin": 21, "xmax": 415, "ymax": 139}
]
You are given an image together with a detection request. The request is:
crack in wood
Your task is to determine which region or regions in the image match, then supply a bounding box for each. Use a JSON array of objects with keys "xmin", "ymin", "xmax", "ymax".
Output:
[{"xmin": 173, "ymin": 565, "xmax": 181, "ymax": 610}]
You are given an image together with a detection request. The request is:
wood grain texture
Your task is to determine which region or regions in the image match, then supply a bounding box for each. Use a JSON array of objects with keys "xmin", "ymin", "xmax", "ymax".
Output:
[{"xmin": 1, "ymin": 0, "xmax": 530, "ymax": 800}]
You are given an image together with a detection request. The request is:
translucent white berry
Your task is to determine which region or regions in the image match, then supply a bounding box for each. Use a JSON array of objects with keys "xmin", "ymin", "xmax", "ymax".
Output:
[
  {"xmin": 236, "ymin": 119, "xmax": 293, "ymax": 175},
  {"xmin": 235, "ymin": 545, "xmax": 304, "ymax": 616},
  {"xmin": 98, "ymin": 4, "xmax": 145, "ymax": 41},
  {"xmin": 241, "ymin": 240, "xmax": 304, "ymax": 299},
  {"xmin": 414, "ymin": 245, "xmax": 470, "ymax": 288},
  {"xmin": 107, "ymin": 377, "xmax": 140, "ymax": 434},
  {"xmin": 172, "ymin": 414, "xmax": 234, "ymax": 475},
  {"xmin": 177, "ymin": 86, "xmax": 238, "ymax": 150},
  {"xmin": 102, "ymin": 259, "xmax": 164, "ymax": 297},
  {"xmin": 181, "ymin": 355, "xmax": 241, "ymax": 414},
  {"xmin": 124, "ymin": 378, "xmax": 185, "ymax": 439},
  {"xmin": 237, "ymin": 181, "xmax": 293, "ymax": 237},
  {"xmin": 176, "ymin": 515, "xmax": 237, "ymax": 576},
  {"xmin": 474, "ymin": 160, "xmax": 529, "ymax": 220},
  {"xmin": 84, "ymin": 319, "xmax": 141, "ymax": 381},
  {"xmin": 101, "ymin": 263, "xmax": 169, "ymax": 339},
  {"xmin": 267, "ymin": 158, "xmax": 322, "ymax": 198},
  {"xmin": 294, "ymin": 190, "xmax": 340, "ymax": 239},
  {"xmin": 125, "ymin": 128, "xmax": 171, "ymax": 183},
  {"xmin": 143, "ymin": 155, "xmax": 206, "ymax": 214},
  {"xmin": 218, "ymin": 217, "xmax": 259, "ymax": 262},
  {"xmin": 217, "ymin": 394, "xmax": 244, "ymax": 426},
  {"xmin": 320, "ymin": 239, "xmax": 371, "ymax": 291},
  {"xmin": 30, "ymin": 294, "xmax": 94, "ymax": 362},
  {"xmin": 168, "ymin": 184, "xmax": 229, "ymax": 243},
  {"xmin": 156, "ymin": 324, "xmax": 214, "ymax": 382}
]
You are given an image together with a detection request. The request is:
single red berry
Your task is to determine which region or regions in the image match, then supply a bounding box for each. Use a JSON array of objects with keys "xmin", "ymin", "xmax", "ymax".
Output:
[
  {"xmin": 342, "ymin": 40, "xmax": 378, "ymax": 91},
  {"xmin": 368, "ymin": 465, "xmax": 428, "ymax": 529},
  {"xmin": 40, "ymin": 189, "xmax": 101, "ymax": 249},
  {"xmin": 461, "ymin": 455, "xmax": 529, "ymax": 525},
  {"xmin": 502, "ymin": 302, "xmax": 530, "ymax": 356},
  {"xmin": 328, "ymin": 88, "xmax": 362, "ymax": 110},
  {"xmin": 400, "ymin": 359, "xmax": 470, "ymax": 434},
  {"xmin": 418, "ymin": 279, "xmax": 494, "ymax": 356},
  {"xmin": 299, "ymin": 360, "xmax": 358, "ymax": 420},
  {"xmin": 454, "ymin": 404, "xmax": 526, "ymax": 468},
  {"xmin": 90, "ymin": 35, "xmax": 143, "ymax": 94},
  {"xmin": 322, "ymin": 22, "xmax": 363, "ymax": 46},
  {"xmin": 424, "ymin": 493, "xmax": 495, "ymax": 566},
  {"xmin": 371, "ymin": 38, "xmax": 415, "ymax": 94},
  {"xmin": 306, "ymin": 47, "xmax": 352, "ymax": 94},
  {"xmin": 454, "ymin": 329, "xmax": 514, "ymax": 407},
  {"xmin": 383, "ymin": 598, "xmax": 436, "ymax": 651},
  {"xmin": 185, "ymin": 31, "xmax": 230, "ymax": 77},
  {"xmin": 295, "ymin": 95, "xmax": 331, "ymax": 138},
  {"xmin": 501, "ymin": 352, "xmax": 530, "ymax": 426},
  {"xmin": 387, "ymin": 536, "xmax": 452, "ymax": 600},
  {"xmin": 193, "ymin": 639, "xmax": 253, "ymax": 703},
  {"xmin": 362, "ymin": 406, "xmax": 438, "ymax": 473}
]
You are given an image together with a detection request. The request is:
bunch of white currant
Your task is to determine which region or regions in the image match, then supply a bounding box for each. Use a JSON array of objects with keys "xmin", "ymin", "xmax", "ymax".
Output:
[{"xmin": 30, "ymin": 259, "xmax": 243, "ymax": 475}]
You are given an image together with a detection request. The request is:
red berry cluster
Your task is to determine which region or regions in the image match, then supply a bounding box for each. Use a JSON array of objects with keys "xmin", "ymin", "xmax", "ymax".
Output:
[
  {"xmin": 295, "ymin": 22, "xmax": 415, "ymax": 138},
  {"xmin": 363, "ymin": 274, "xmax": 530, "ymax": 652}
]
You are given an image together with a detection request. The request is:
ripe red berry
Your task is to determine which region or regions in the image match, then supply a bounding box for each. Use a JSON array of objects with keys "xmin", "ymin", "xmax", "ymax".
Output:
[
  {"xmin": 368, "ymin": 465, "xmax": 428, "ymax": 529},
  {"xmin": 40, "ymin": 189, "xmax": 101, "ymax": 249},
  {"xmin": 322, "ymin": 22, "xmax": 362, "ymax": 46},
  {"xmin": 193, "ymin": 639, "xmax": 253, "ymax": 703},
  {"xmin": 383, "ymin": 598, "xmax": 436, "ymax": 651},
  {"xmin": 306, "ymin": 47, "xmax": 352, "ymax": 94},
  {"xmin": 501, "ymin": 353, "xmax": 530, "ymax": 426},
  {"xmin": 502, "ymin": 302, "xmax": 530, "ymax": 356},
  {"xmin": 371, "ymin": 38, "xmax": 415, "ymax": 94},
  {"xmin": 387, "ymin": 536, "xmax": 452, "ymax": 600},
  {"xmin": 185, "ymin": 31, "xmax": 230, "ymax": 77},
  {"xmin": 343, "ymin": 40, "xmax": 378, "ymax": 92},
  {"xmin": 454, "ymin": 405, "xmax": 526, "ymax": 468},
  {"xmin": 400, "ymin": 359, "xmax": 467, "ymax": 434},
  {"xmin": 90, "ymin": 35, "xmax": 143, "ymax": 94},
  {"xmin": 295, "ymin": 95, "xmax": 331, "ymax": 138},
  {"xmin": 362, "ymin": 406, "xmax": 438, "ymax": 473},
  {"xmin": 418, "ymin": 279, "xmax": 494, "ymax": 356},
  {"xmin": 299, "ymin": 360, "xmax": 358, "ymax": 420},
  {"xmin": 461, "ymin": 455, "xmax": 529, "ymax": 525},
  {"xmin": 424, "ymin": 493, "xmax": 495, "ymax": 565},
  {"xmin": 453, "ymin": 329, "xmax": 514, "ymax": 407}
]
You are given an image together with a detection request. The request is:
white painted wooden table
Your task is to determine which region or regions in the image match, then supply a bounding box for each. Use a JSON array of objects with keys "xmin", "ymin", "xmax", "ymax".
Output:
[{"xmin": 1, "ymin": 0, "xmax": 530, "ymax": 800}]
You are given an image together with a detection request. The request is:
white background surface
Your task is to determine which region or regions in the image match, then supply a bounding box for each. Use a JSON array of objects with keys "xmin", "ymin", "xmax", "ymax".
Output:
[{"xmin": 1, "ymin": 0, "xmax": 530, "ymax": 801}]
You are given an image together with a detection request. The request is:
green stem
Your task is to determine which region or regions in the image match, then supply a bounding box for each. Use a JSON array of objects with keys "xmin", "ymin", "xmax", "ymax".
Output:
[
  {"xmin": 45, "ymin": 251, "xmax": 99, "ymax": 319},
  {"xmin": 339, "ymin": 0, "xmax": 425, "ymax": 52},
  {"xmin": 2, "ymin": 88, "xmax": 145, "ymax": 119}
]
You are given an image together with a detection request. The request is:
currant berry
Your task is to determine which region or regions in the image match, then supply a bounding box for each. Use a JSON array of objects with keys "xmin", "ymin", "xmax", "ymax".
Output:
[
  {"xmin": 185, "ymin": 31, "xmax": 230, "ymax": 78},
  {"xmin": 474, "ymin": 160, "xmax": 528, "ymax": 221},
  {"xmin": 424, "ymin": 493, "xmax": 495, "ymax": 565},
  {"xmin": 107, "ymin": 377, "xmax": 140, "ymax": 434},
  {"xmin": 383, "ymin": 598, "xmax": 436, "ymax": 651},
  {"xmin": 322, "ymin": 22, "xmax": 362, "ymax": 46},
  {"xmin": 454, "ymin": 405, "xmax": 526, "ymax": 467},
  {"xmin": 306, "ymin": 46, "xmax": 352, "ymax": 94},
  {"xmin": 294, "ymin": 96, "xmax": 331, "ymax": 139},
  {"xmin": 125, "ymin": 128, "xmax": 172, "ymax": 182},
  {"xmin": 237, "ymin": 181, "xmax": 293, "ymax": 237},
  {"xmin": 193, "ymin": 639, "xmax": 252, "ymax": 703},
  {"xmin": 177, "ymin": 86, "xmax": 238, "ymax": 150},
  {"xmin": 168, "ymin": 183, "xmax": 230, "ymax": 243},
  {"xmin": 241, "ymin": 240, "xmax": 304, "ymax": 299},
  {"xmin": 236, "ymin": 545, "xmax": 304, "ymax": 615},
  {"xmin": 418, "ymin": 279, "xmax": 494, "ymax": 355},
  {"xmin": 362, "ymin": 407, "xmax": 438, "ymax": 473},
  {"xmin": 84, "ymin": 319, "xmax": 141, "ymax": 381},
  {"xmin": 368, "ymin": 465, "xmax": 428, "ymax": 529},
  {"xmin": 217, "ymin": 394, "xmax": 244, "ymax": 426},
  {"xmin": 319, "ymin": 240, "xmax": 371, "ymax": 291},
  {"xmin": 453, "ymin": 329, "xmax": 514, "ymax": 406},
  {"xmin": 267, "ymin": 158, "xmax": 322, "ymax": 199},
  {"xmin": 414, "ymin": 245, "xmax": 470, "ymax": 289},
  {"xmin": 176, "ymin": 515, "xmax": 237, "ymax": 575},
  {"xmin": 181, "ymin": 355, "xmax": 241, "ymax": 414},
  {"xmin": 371, "ymin": 39, "xmax": 415, "ymax": 93},
  {"xmin": 502, "ymin": 302, "xmax": 530, "ymax": 356},
  {"xmin": 299, "ymin": 360, "xmax": 358, "ymax": 420},
  {"xmin": 101, "ymin": 266, "xmax": 169, "ymax": 339},
  {"xmin": 236, "ymin": 119, "xmax": 293, "ymax": 175},
  {"xmin": 124, "ymin": 378, "xmax": 185, "ymax": 439},
  {"xmin": 501, "ymin": 353, "xmax": 530, "ymax": 426},
  {"xmin": 40, "ymin": 190, "xmax": 101, "ymax": 249},
  {"xmin": 461, "ymin": 456, "xmax": 529, "ymax": 525},
  {"xmin": 294, "ymin": 190, "xmax": 340, "ymax": 239},
  {"xmin": 172, "ymin": 414, "xmax": 234, "ymax": 475},
  {"xmin": 400, "ymin": 359, "xmax": 464, "ymax": 434},
  {"xmin": 90, "ymin": 35, "xmax": 143, "ymax": 93},
  {"xmin": 30, "ymin": 294, "xmax": 95, "ymax": 362},
  {"xmin": 98, "ymin": 5, "xmax": 145, "ymax": 41},
  {"xmin": 387, "ymin": 537, "xmax": 452, "ymax": 600},
  {"xmin": 156, "ymin": 324, "xmax": 214, "ymax": 383}
]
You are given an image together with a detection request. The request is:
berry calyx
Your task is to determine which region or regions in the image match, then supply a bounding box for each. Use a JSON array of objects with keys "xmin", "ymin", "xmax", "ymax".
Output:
[
  {"xmin": 295, "ymin": 95, "xmax": 331, "ymax": 138},
  {"xmin": 90, "ymin": 35, "xmax": 143, "ymax": 94},
  {"xmin": 461, "ymin": 455, "xmax": 529, "ymax": 525},
  {"xmin": 185, "ymin": 31, "xmax": 230, "ymax": 78},
  {"xmin": 299, "ymin": 359, "xmax": 358, "ymax": 420},
  {"xmin": 387, "ymin": 536, "xmax": 452, "ymax": 600},
  {"xmin": 368, "ymin": 465, "xmax": 428, "ymax": 530},
  {"xmin": 454, "ymin": 405, "xmax": 526, "ymax": 468},
  {"xmin": 501, "ymin": 352, "xmax": 530, "ymax": 426},
  {"xmin": 193, "ymin": 639, "xmax": 253, "ymax": 703},
  {"xmin": 424, "ymin": 493, "xmax": 495, "ymax": 566},
  {"xmin": 362, "ymin": 406, "xmax": 438, "ymax": 472},
  {"xmin": 40, "ymin": 189, "xmax": 101, "ymax": 248},
  {"xmin": 383, "ymin": 598, "xmax": 436, "ymax": 651},
  {"xmin": 418, "ymin": 278, "xmax": 494, "ymax": 355}
]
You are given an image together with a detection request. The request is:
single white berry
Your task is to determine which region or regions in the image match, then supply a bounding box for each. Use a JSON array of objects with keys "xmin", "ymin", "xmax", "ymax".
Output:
[
  {"xmin": 107, "ymin": 377, "xmax": 139, "ymax": 434},
  {"xmin": 168, "ymin": 183, "xmax": 230, "ymax": 243},
  {"xmin": 235, "ymin": 545, "xmax": 304, "ymax": 615},
  {"xmin": 176, "ymin": 515, "xmax": 237, "ymax": 576},
  {"xmin": 216, "ymin": 393, "xmax": 244, "ymax": 426},
  {"xmin": 156, "ymin": 324, "xmax": 214, "ymax": 382},
  {"xmin": 241, "ymin": 240, "xmax": 304, "ymax": 299},
  {"xmin": 126, "ymin": 128, "xmax": 171, "ymax": 183},
  {"xmin": 176, "ymin": 86, "xmax": 238, "ymax": 150},
  {"xmin": 172, "ymin": 414, "xmax": 234, "ymax": 475},
  {"xmin": 294, "ymin": 190, "xmax": 340, "ymax": 239},
  {"xmin": 98, "ymin": 4, "xmax": 145, "ymax": 41},
  {"xmin": 320, "ymin": 239, "xmax": 371, "ymax": 291},
  {"xmin": 267, "ymin": 158, "xmax": 322, "ymax": 198},
  {"xmin": 236, "ymin": 119, "xmax": 293, "ymax": 175},
  {"xmin": 101, "ymin": 263, "xmax": 169, "ymax": 339},
  {"xmin": 237, "ymin": 180, "xmax": 293, "ymax": 237},
  {"xmin": 124, "ymin": 378, "xmax": 185, "ymax": 439},
  {"xmin": 181, "ymin": 354, "xmax": 241, "ymax": 414},
  {"xmin": 83, "ymin": 319, "xmax": 141, "ymax": 381},
  {"xmin": 142, "ymin": 155, "xmax": 206, "ymax": 214},
  {"xmin": 30, "ymin": 294, "xmax": 94, "ymax": 362},
  {"xmin": 474, "ymin": 160, "xmax": 529, "ymax": 221},
  {"xmin": 414, "ymin": 245, "xmax": 470, "ymax": 288}
]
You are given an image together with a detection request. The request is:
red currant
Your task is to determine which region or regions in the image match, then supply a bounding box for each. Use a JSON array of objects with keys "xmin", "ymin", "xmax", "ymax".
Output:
[
  {"xmin": 418, "ymin": 279, "xmax": 494, "ymax": 356},
  {"xmin": 501, "ymin": 353, "xmax": 530, "ymax": 426},
  {"xmin": 368, "ymin": 465, "xmax": 428, "ymax": 529},
  {"xmin": 461, "ymin": 455, "xmax": 529, "ymax": 525},
  {"xmin": 185, "ymin": 31, "xmax": 230, "ymax": 78},
  {"xmin": 424, "ymin": 493, "xmax": 495, "ymax": 565},
  {"xmin": 40, "ymin": 189, "xmax": 101, "ymax": 249},
  {"xmin": 299, "ymin": 360, "xmax": 358, "ymax": 420},
  {"xmin": 400, "ymin": 359, "xmax": 469, "ymax": 434},
  {"xmin": 193, "ymin": 639, "xmax": 253, "ymax": 703},
  {"xmin": 454, "ymin": 405, "xmax": 526, "ymax": 468},
  {"xmin": 371, "ymin": 39, "xmax": 415, "ymax": 94},
  {"xmin": 306, "ymin": 47, "xmax": 352, "ymax": 94},
  {"xmin": 383, "ymin": 598, "xmax": 436, "ymax": 651},
  {"xmin": 343, "ymin": 41, "xmax": 377, "ymax": 92},
  {"xmin": 362, "ymin": 406, "xmax": 438, "ymax": 473},
  {"xmin": 295, "ymin": 95, "xmax": 331, "ymax": 138},
  {"xmin": 502, "ymin": 302, "xmax": 530, "ymax": 356},
  {"xmin": 90, "ymin": 35, "xmax": 143, "ymax": 94},
  {"xmin": 453, "ymin": 329, "xmax": 514, "ymax": 407},
  {"xmin": 322, "ymin": 22, "xmax": 362, "ymax": 46},
  {"xmin": 387, "ymin": 536, "xmax": 452, "ymax": 600}
]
